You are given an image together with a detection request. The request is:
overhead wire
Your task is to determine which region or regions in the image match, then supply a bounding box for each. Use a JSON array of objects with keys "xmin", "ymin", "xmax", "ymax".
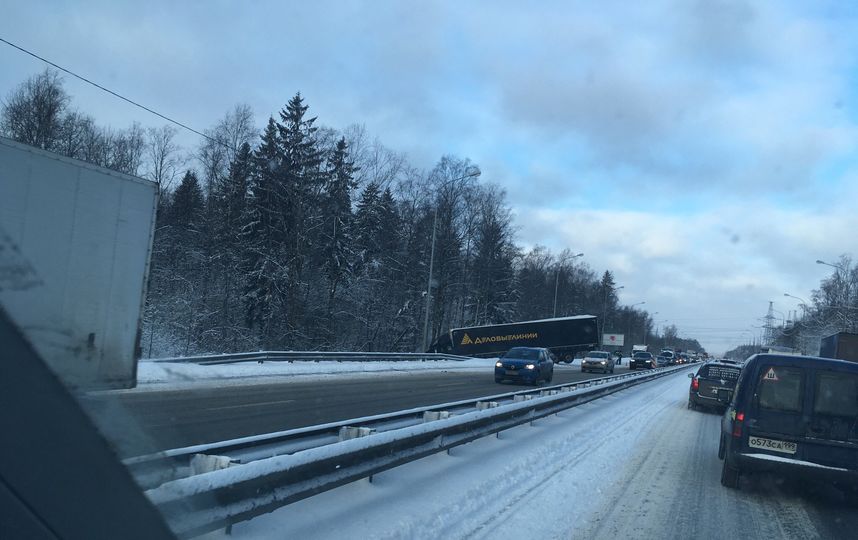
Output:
[{"xmin": 0, "ymin": 36, "xmax": 226, "ymax": 148}]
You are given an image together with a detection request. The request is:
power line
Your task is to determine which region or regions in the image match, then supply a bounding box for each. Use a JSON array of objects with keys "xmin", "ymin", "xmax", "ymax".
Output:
[{"xmin": 0, "ymin": 36, "xmax": 223, "ymax": 146}]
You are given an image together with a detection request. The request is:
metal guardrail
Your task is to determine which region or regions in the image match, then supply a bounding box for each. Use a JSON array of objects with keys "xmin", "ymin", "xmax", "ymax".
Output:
[
  {"xmin": 147, "ymin": 351, "xmax": 473, "ymax": 365},
  {"xmin": 138, "ymin": 363, "xmax": 696, "ymax": 538}
]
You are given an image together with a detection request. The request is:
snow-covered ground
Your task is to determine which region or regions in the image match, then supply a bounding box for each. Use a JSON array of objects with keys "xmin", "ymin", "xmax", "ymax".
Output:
[
  {"xmin": 126, "ymin": 357, "xmax": 613, "ymax": 392},
  {"xmin": 196, "ymin": 367, "xmax": 847, "ymax": 540},
  {"xmin": 132, "ymin": 357, "xmax": 500, "ymax": 391}
]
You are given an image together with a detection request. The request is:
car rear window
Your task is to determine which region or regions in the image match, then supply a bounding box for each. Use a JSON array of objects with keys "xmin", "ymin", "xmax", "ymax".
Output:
[
  {"xmin": 504, "ymin": 348, "xmax": 540, "ymax": 360},
  {"xmin": 633, "ymin": 352, "xmax": 651, "ymax": 359},
  {"xmin": 813, "ymin": 371, "xmax": 858, "ymax": 417},
  {"xmin": 698, "ymin": 365, "xmax": 740, "ymax": 381},
  {"xmin": 757, "ymin": 365, "xmax": 803, "ymax": 413}
]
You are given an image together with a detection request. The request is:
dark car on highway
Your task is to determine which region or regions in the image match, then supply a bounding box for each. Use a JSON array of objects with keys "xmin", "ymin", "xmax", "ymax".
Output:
[
  {"xmin": 495, "ymin": 347, "xmax": 554, "ymax": 385},
  {"xmin": 688, "ymin": 361, "xmax": 741, "ymax": 411},
  {"xmin": 719, "ymin": 354, "xmax": 858, "ymax": 495},
  {"xmin": 630, "ymin": 351, "xmax": 655, "ymax": 370}
]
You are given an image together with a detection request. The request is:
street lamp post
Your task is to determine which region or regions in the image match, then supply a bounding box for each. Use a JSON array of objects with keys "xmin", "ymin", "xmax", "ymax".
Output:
[
  {"xmin": 600, "ymin": 284, "xmax": 624, "ymax": 346},
  {"xmin": 553, "ymin": 252, "xmax": 584, "ymax": 317},
  {"xmin": 784, "ymin": 292, "xmax": 810, "ymax": 309},
  {"xmin": 421, "ymin": 167, "xmax": 481, "ymax": 352},
  {"xmin": 626, "ymin": 301, "xmax": 646, "ymax": 345},
  {"xmin": 645, "ymin": 311, "xmax": 658, "ymax": 345}
]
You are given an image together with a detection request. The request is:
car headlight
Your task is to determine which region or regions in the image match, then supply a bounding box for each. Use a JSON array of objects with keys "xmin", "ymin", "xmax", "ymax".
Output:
[
  {"xmin": 496, "ymin": 361, "xmax": 503, "ymax": 368},
  {"xmin": 525, "ymin": 364, "xmax": 536, "ymax": 370},
  {"xmin": 599, "ymin": 360, "xmax": 606, "ymax": 364}
]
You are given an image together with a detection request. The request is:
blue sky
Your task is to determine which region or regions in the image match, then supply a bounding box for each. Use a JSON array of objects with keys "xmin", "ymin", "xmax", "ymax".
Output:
[{"xmin": 3, "ymin": 0, "xmax": 858, "ymax": 353}]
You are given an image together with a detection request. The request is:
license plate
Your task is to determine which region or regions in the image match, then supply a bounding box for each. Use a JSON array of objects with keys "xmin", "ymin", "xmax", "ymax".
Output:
[
  {"xmin": 748, "ymin": 436, "xmax": 797, "ymax": 455},
  {"xmin": 506, "ymin": 370, "xmax": 517, "ymax": 375}
]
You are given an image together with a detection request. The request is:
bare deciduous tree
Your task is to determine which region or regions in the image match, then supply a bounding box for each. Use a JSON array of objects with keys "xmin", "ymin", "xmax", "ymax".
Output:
[{"xmin": 1, "ymin": 68, "xmax": 69, "ymax": 150}]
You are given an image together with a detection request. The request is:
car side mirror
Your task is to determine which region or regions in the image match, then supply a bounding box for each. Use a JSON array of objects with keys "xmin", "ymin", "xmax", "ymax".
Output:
[{"xmin": 687, "ymin": 373, "xmax": 693, "ymax": 378}]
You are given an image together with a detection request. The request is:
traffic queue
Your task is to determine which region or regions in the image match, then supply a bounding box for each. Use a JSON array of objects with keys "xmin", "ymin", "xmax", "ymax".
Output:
[{"xmin": 686, "ymin": 349, "xmax": 858, "ymax": 502}]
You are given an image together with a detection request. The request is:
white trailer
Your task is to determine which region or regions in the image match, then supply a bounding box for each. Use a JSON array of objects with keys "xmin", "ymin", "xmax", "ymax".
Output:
[{"xmin": 0, "ymin": 137, "xmax": 158, "ymax": 389}]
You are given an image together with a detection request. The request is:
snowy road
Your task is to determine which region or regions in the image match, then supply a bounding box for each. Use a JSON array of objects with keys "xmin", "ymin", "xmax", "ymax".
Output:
[{"xmin": 199, "ymin": 367, "xmax": 856, "ymax": 540}]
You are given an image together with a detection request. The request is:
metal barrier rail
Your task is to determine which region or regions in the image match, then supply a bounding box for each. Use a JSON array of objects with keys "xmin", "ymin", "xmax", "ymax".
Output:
[
  {"xmin": 147, "ymin": 351, "xmax": 473, "ymax": 365},
  {"xmin": 140, "ymin": 363, "xmax": 696, "ymax": 538}
]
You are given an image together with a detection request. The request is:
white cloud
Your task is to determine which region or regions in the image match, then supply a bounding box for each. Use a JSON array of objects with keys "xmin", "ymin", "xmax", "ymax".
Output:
[
  {"xmin": 3, "ymin": 0, "xmax": 857, "ymax": 354},
  {"xmin": 516, "ymin": 192, "xmax": 858, "ymax": 353}
]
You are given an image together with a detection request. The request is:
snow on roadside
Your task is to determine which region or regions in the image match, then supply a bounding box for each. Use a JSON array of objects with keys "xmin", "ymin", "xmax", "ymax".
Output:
[
  {"xmin": 196, "ymin": 369, "xmax": 691, "ymax": 540},
  {"xmin": 125, "ymin": 357, "xmax": 499, "ymax": 392},
  {"xmin": 103, "ymin": 356, "xmax": 631, "ymax": 394}
]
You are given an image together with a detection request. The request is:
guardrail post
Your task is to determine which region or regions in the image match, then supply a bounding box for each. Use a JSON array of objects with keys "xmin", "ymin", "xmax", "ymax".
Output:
[
  {"xmin": 189, "ymin": 454, "xmax": 240, "ymax": 535},
  {"xmin": 338, "ymin": 426, "xmax": 376, "ymax": 441},
  {"xmin": 338, "ymin": 426, "xmax": 378, "ymax": 482},
  {"xmin": 476, "ymin": 401, "xmax": 499, "ymax": 411},
  {"xmin": 513, "ymin": 394, "xmax": 534, "ymax": 403},
  {"xmin": 422, "ymin": 411, "xmax": 451, "ymax": 422}
]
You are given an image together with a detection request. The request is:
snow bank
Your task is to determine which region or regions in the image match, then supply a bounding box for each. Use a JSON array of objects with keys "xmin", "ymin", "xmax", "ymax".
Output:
[{"xmin": 128, "ymin": 357, "xmax": 499, "ymax": 391}]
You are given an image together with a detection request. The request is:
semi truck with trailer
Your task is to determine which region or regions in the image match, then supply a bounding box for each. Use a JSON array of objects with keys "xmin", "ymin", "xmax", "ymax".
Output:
[
  {"xmin": 0, "ymin": 136, "xmax": 158, "ymax": 390},
  {"xmin": 819, "ymin": 332, "xmax": 858, "ymax": 362},
  {"xmin": 428, "ymin": 315, "xmax": 599, "ymax": 360}
]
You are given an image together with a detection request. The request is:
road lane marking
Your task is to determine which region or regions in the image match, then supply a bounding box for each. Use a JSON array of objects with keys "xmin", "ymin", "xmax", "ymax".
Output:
[{"xmin": 203, "ymin": 399, "xmax": 296, "ymax": 412}]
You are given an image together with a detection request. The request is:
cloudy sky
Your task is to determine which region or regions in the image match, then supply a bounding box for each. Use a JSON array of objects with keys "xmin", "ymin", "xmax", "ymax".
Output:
[{"xmin": 3, "ymin": 0, "xmax": 857, "ymax": 353}]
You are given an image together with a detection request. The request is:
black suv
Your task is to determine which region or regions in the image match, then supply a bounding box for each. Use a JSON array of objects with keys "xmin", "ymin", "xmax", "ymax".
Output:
[
  {"xmin": 688, "ymin": 361, "xmax": 742, "ymax": 411},
  {"xmin": 630, "ymin": 351, "xmax": 655, "ymax": 370},
  {"xmin": 719, "ymin": 354, "xmax": 858, "ymax": 494}
]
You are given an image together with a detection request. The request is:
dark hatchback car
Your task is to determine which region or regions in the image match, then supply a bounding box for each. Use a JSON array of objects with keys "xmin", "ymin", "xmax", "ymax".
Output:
[
  {"xmin": 688, "ymin": 361, "xmax": 742, "ymax": 411},
  {"xmin": 630, "ymin": 351, "xmax": 655, "ymax": 370},
  {"xmin": 719, "ymin": 354, "xmax": 858, "ymax": 495},
  {"xmin": 495, "ymin": 347, "xmax": 554, "ymax": 385}
]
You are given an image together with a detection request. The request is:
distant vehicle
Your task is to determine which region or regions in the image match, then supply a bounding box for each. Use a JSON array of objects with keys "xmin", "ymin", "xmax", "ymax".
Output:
[
  {"xmin": 430, "ymin": 316, "xmax": 599, "ymax": 360},
  {"xmin": 819, "ymin": 332, "xmax": 858, "ymax": 362},
  {"xmin": 719, "ymin": 354, "xmax": 858, "ymax": 493},
  {"xmin": 494, "ymin": 347, "xmax": 555, "ymax": 385},
  {"xmin": 581, "ymin": 350, "xmax": 615, "ymax": 374},
  {"xmin": 630, "ymin": 351, "xmax": 655, "ymax": 370},
  {"xmin": 0, "ymin": 137, "xmax": 158, "ymax": 390},
  {"xmin": 656, "ymin": 351, "xmax": 674, "ymax": 367},
  {"xmin": 676, "ymin": 353, "xmax": 690, "ymax": 364},
  {"xmin": 688, "ymin": 361, "xmax": 742, "ymax": 411}
]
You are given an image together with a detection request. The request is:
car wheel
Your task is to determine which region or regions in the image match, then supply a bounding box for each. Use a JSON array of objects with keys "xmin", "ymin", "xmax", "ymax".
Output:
[
  {"xmin": 720, "ymin": 459, "xmax": 740, "ymax": 489},
  {"xmin": 611, "ymin": 366, "xmax": 615, "ymax": 374},
  {"xmin": 546, "ymin": 372, "xmax": 553, "ymax": 383}
]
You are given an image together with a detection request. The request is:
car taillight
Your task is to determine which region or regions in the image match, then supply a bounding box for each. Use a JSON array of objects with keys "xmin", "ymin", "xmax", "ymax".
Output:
[
  {"xmin": 732, "ymin": 411, "xmax": 744, "ymax": 438},
  {"xmin": 691, "ymin": 377, "xmax": 699, "ymax": 391}
]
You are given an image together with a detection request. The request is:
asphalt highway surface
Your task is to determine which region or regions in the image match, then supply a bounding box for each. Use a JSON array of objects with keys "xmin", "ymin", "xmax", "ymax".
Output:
[{"xmin": 81, "ymin": 364, "xmax": 634, "ymax": 458}]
